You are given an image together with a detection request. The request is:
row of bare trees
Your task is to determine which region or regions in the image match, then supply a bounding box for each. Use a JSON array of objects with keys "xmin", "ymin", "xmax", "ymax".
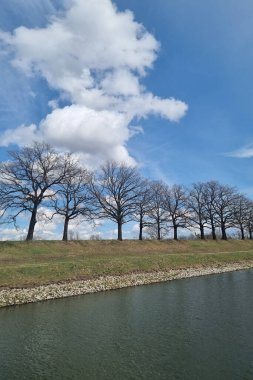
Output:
[
  {"xmin": 132, "ymin": 181, "xmax": 253, "ymax": 241},
  {"xmin": 0, "ymin": 142, "xmax": 252, "ymax": 241}
]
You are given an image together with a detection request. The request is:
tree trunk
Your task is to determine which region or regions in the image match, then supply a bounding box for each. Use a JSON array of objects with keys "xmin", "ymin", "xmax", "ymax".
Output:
[
  {"xmin": 249, "ymin": 228, "xmax": 252, "ymax": 240},
  {"xmin": 62, "ymin": 217, "xmax": 69, "ymax": 241},
  {"xmin": 200, "ymin": 224, "xmax": 205, "ymax": 240},
  {"xmin": 240, "ymin": 225, "xmax": 245, "ymax": 240},
  {"xmin": 117, "ymin": 220, "xmax": 123, "ymax": 241},
  {"xmin": 210, "ymin": 218, "xmax": 216, "ymax": 240},
  {"xmin": 221, "ymin": 222, "xmax": 227, "ymax": 240},
  {"xmin": 157, "ymin": 219, "xmax": 161, "ymax": 240},
  {"xmin": 139, "ymin": 221, "xmax": 143, "ymax": 241},
  {"xmin": 173, "ymin": 224, "xmax": 178, "ymax": 240},
  {"xmin": 26, "ymin": 205, "xmax": 38, "ymax": 241}
]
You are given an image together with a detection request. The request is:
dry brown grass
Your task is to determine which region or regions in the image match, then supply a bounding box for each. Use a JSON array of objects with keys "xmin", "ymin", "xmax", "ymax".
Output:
[{"xmin": 1, "ymin": 239, "xmax": 253, "ymax": 288}]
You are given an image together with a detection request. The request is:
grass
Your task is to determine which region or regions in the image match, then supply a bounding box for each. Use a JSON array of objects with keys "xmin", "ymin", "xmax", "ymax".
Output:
[{"xmin": 1, "ymin": 239, "xmax": 253, "ymax": 288}]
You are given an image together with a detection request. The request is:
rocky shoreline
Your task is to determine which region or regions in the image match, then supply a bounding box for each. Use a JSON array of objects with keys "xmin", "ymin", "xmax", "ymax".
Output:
[{"xmin": 1, "ymin": 262, "xmax": 253, "ymax": 308}]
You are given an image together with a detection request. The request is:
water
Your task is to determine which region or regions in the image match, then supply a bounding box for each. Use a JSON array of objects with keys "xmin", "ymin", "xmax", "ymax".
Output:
[{"xmin": 1, "ymin": 270, "xmax": 253, "ymax": 379}]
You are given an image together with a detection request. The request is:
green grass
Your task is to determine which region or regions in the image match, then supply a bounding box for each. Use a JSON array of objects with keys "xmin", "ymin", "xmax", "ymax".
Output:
[{"xmin": 1, "ymin": 240, "xmax": 253, "ymax": 288}]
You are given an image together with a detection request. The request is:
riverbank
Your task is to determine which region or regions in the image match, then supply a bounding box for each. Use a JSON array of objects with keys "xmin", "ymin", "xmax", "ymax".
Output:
[
  {"xmin": 1, "ymin": 240, "xmax": 253, "ymax": 307},
  {"xmin": 2, "ymin": 240, "xmax": 253, "ymax": 287},
  {"xmin": 1, "ymin": 261, "xmax": 253, "ymax": 307}
]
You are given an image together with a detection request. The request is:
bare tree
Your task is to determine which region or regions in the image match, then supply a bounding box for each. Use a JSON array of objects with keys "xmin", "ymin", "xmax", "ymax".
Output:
[
  {"xmin": 90, "ymin": 161, "xmax": 145, "ymax": 241},
  {"xmin": 187, "ymin": 182, "xmax": 209, "ymax": 239},
  {"xmin": 245, "ymin": 201, "xmax": 253, "ymax": 239},
  {"xmin": 147, "ymin": 181, "xmax": 167, "ymax": 240},
  {"xmin": 163, "ymin": 184, "xmax": 189, "ymax": 240},
  {"xmin": 0, "ymin": 142, "xmax": 67, "ymax": 240},
  {"xmin": 132, "ymin": 180, "xmax": 152, "ymax": 240},
  {"xmin": 50, "ymin": 156, "xmax": 95, "ymax": 241},
  {"xmin": 203, "ymin": 181, "xmax": 220, "ymax": 240},
  {"xmin": 232, "ymin": 195, "xmax": 251, "ymax": 240},
  {"xmin": 211, "ymin": 182, "xmax": 239, "ymax": 240}
]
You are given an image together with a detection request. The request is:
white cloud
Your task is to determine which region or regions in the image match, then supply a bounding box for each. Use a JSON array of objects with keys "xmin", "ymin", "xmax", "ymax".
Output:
[
  {"xmin": 100, "ymin": 69, "xmax": 141, "ymax": 97},
  {"xmin": 0, "ymin": 206, "xmax": 102, "ymax": 240},
  {"xmin": 0, "ymin": 0, "xmax": 188, "ymax": 166},
  {"xmin": 2, "ymin": 0, "xmax": 158, "ymax": 78},
  {"xmin": 1, "ymin": 105, "xmax": 135, "ymax": 167},
  {"xmin": 226, "ymin": 144, "xmax": 253, "ymax": 158},
  {"xmin": 0, "ymin": 227, "xmax": 27, "ymax": 241},
  {"xmin": 1, "ymin": 123, "xmax": 40, "ymax": 147},
  {"xmin": 40, "ymin": 105, "xmax": 132, "ymax": 161},
  {"xmin": 48, "ymin": 99, "xmax": 58, "ymax": 110},
  {"xmin": 68, "ymin": 219, "xmax": 101, "ymax": 240}
]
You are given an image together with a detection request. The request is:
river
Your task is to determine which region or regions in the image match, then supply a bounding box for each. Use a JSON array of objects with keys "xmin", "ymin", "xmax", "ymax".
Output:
[{"xmin": 1, "ymin": 269, "xmax": 253, "ymax": 379}]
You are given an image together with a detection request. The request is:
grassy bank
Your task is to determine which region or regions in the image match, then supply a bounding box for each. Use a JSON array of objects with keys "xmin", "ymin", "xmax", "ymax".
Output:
[{"xmin": 1, "ymin": 240, "xmax": 253, "ymax": 288}]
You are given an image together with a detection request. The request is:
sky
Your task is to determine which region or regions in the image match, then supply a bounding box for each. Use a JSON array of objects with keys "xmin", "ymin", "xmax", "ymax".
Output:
[{"xmin": 1, "ymin": 0, "xmax": 253, "ymax": 239}]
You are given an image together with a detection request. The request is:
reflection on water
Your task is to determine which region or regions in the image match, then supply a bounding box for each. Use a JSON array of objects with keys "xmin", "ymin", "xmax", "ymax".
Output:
[{"xmin": 1, "ymin": 270, "xmax": 253, "ymax": 379}]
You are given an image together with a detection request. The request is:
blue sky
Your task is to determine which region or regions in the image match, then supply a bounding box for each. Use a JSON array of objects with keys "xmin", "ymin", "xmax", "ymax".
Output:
[
  {"xmin": 118, "ymin": 0, "xmax": 253, "ymax": 191},
  {"xmin": 1, "ymin": 0, "xmax": 253, "ymax": 238}
]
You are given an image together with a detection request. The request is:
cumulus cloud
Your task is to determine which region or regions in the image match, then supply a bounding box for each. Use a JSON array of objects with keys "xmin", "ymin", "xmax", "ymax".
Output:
[
  {"xmin": 0, "ymin": 0, "xmax": 188, "ymax": 166},
  {"xmin": 1, "ymin": 123, "xmax": 40, "ymax": 147},
  {"xmin": 34, "ymin": 207, "xmax": 101, "ymax": 240},
  {"xmin": 0, "ymin": 206, "xmax": 101, "ymax": 241},
  {"xmin": 41, "ymin": 104, "xmax": 136, "ymax": 166}
]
